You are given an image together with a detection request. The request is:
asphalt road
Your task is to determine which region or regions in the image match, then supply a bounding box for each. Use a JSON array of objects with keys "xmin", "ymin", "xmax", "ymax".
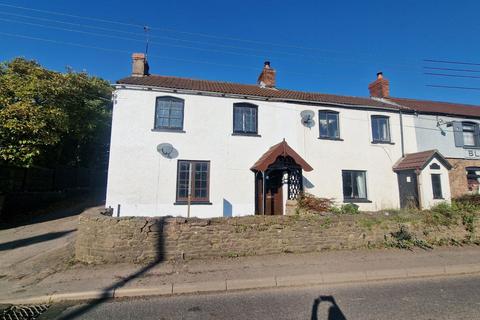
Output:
[{"xmin": 47, "ymin": 274, "xmax": 480, "ymax": 320}]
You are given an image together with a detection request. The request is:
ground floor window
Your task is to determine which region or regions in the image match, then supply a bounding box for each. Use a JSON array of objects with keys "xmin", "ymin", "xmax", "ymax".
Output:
[
  {"xmin": 466, "ymin": 167, "xmax": 480, "ymax": 194},
  {"xmin": 431, "ymin": 174, "xmax": 443, "ymax": 199},
  {"xmin": 342, "ymin": 170, "xmax": 367, "ymax": 201},
  {"xmin": 176, "ymin": 160, "xmax": 210, "ymax": 203}
]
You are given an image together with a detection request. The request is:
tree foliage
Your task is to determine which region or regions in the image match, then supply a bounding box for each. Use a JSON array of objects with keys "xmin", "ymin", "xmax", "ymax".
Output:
[{"xmin": 0, "ymin": 58, "xmax": 112, "ymax": 167}]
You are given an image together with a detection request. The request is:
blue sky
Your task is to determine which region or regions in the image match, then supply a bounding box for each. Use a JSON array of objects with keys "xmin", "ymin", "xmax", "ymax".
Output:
[{"xmin": 1, "ymin": 0, "xmax": 480, "ymax": 105}]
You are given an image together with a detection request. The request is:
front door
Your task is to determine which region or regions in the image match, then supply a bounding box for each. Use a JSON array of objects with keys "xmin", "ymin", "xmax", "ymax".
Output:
[
  {"xmin": 265, "ymin": 170, "xmax": 283, "ymax": 215},
  {"xmin": 397, "ymin": 170, "xmax": 419, "ymax": 209}
]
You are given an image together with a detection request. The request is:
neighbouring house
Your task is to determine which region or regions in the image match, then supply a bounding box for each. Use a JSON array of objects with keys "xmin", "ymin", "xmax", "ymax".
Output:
[
  {"xmin": 105, "ymin": 53, "xmax": 480, "ymax": 217},
  {"xmin": 386, "ymin": 97, "xmax": 480, "ymax": 198}
]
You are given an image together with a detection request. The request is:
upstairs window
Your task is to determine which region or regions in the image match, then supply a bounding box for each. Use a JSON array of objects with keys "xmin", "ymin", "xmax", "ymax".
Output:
[
  {"xmin": 154, "ymin": 96, "xmax": 184, "ymax": 130},
  {"xmin": 453, "ymin": 121, "xmax": 480, "ymax": 148},
  {"xmin": 233, "ymin": 103, "xmax": 258, "ymax": 134},
  {"xmin": 371, "ymin": 115, "xmax": 391, "ymax": 143},
  {"xmin": 176, "ymin": 160, "xmax": 210, "ymax": 203},
  {"xmin": 342, "ymin": 170, "xmax": 368, "ymax": 201},
  {"xmin": 462, "ymin": 122, "xmax": 479, "ymax": 147},
  {"xmin": 319, "ymin": 110, "xmax": 340, "ymax": 139}
]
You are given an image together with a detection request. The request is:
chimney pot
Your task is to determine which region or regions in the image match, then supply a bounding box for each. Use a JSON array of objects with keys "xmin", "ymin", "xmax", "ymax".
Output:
[
  {"xmin": 368, "ymin": 72, "xmax": 389, "ymax": 98},
  {"xmin": 131, "ymin": 53, "xmax": 149, "ymax": 77},
  {"xmin": 258, "ymin": 61, "xmax": 276, "ymax": 88}
]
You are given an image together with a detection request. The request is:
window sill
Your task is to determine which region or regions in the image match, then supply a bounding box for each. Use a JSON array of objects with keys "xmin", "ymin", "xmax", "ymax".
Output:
[
  {"xmin": 371, "ymin": 141, "xmax": 395, "ymax": 145},
  {"xmin": 433, "ymin": 197, "xmax": 445, "ymax": 200},
  {"xmin": 318, "ymin": 137, "xmax": 344, "ymax": 141},
  {"xmin": 151, "ymin": 128, "xmax": 186, "ymax": 133},
  {"xmin": 343, "ymin": 198, "xmax": 372, "ymax": 203},
  {"xmin": 463, "ymin": 146, "xmax": 480, "ymax": 149},
  {"xmin": 232, "ymin": 132, "xmax": 261, "ymax": 137},
  {"xmin": 174, "ymin": 201, "xmax": 212, "ymax": 205}
]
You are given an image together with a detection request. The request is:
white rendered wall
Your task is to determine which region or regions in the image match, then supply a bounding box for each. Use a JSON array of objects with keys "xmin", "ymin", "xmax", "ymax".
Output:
[
  {"xmin": 106, "ymin": 87, "xmax": 415, "ymax": 217},
  {"xmin": 412, "ymin": 114, "xmax": 480, "ymax": 159},
  {"xmin": 418, "ymin": 158, "xmax": 452, "ymax": 209}
]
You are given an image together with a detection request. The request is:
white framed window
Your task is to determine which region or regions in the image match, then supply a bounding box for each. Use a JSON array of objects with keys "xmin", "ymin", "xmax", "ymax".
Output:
[
  {"xmin": 462, "ymin": 122, "xmax": 479, "ymax": 147},
  {"xmin": 342, "ymin": 170, "xmax": 368, "ymax": 201},
  {"xmin": 233, "ymin": 103, "xmax": 258, "ymax": 134},
  {"xmin": 371, "ymin": 115, "xmax": 391, "ymax": 143},
  {"xmin": 319, "ymin": 110, "xmax": 340, "ymax": 139}
]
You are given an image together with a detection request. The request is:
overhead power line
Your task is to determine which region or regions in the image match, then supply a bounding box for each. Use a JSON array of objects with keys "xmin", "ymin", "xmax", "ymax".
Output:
[
  {"xmin": 0, "ymin": 2, "xmax": 353, "ymax": 54},
  {"xmin": 0, "ymin": 1, "xmax": 417, "ymax": 65},
  {"xmin": 423, "ymin": 66, "xmax": 480, "ymax": 73},
  {"xmin": 0, "ymin": 31, "xmax": 342, "ymax": 78},
  {"xmin": 424, "ymin": 72, "xmax": 480, "ymax": 79},
  {"xmin": 0, "ymin": 17, "xmax": 269, "ymax": 59},
  {"xmin": 0, "ymin": 11, "xmax": 315, "ymax": 58},
  {"xmin": 426, "ymin": 84, "xmax": 480, "ymax": 91},
  {"xmin": 0, "ymin": 31, "xmax": 259, "ymax": 71},
  {"xmin": 424, "ymin": 59, "xmax": 480, "ymax": 66},
  {"xmin": 0, "ymin": 15, "xmax": 421, "ymax": 72}
]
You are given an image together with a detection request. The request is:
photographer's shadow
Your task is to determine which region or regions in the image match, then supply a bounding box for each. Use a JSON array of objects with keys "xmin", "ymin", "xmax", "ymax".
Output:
[{"xmin": 311, "ymin": 296, "xmax": 347, "ymax": 320}]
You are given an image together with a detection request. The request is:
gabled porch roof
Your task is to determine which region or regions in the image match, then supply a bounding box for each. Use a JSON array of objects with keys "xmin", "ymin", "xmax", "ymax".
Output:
[
  {"xmin": 393, "ymin": 149, "xmax": 452, "ymax": 172},
  {"xmin": 251, "ymin": 140, "xmax": 313, "ymax": 172}
]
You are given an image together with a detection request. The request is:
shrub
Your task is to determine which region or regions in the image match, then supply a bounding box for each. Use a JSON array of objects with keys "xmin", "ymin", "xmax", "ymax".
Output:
[
  {"xmin": 341, "ymin": 203, "xmax": 359, "ymax": 214},
  {"xmin": 430, "ymin": 202, "xmax": 458, "ymax": 218},
  {"xmin": 387, "ymin": 224, "xmax": 432, "ymax": 250},
  {"xmin": 297, "ymin": 193, "xmax": 335, "ymax": 214},
  {"xmin": 454, "ymin": 194, "xmax": 480, "ymax": 206},
  {"xmin": 452, "ymin": 195, "xmax": 480, "ymax": 213},
  {"xmin": 331, "ymin": 203, "xmax": 360, "ymax": 215}
]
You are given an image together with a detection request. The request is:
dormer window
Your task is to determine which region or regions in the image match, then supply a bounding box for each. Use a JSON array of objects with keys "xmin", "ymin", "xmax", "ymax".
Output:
[{"xmin": 233, "ymin": 103, "xmax": 258, "ymax": 135}]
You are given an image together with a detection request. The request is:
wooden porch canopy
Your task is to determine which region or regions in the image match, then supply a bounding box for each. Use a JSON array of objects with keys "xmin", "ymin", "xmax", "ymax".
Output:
[{"xmin": 250, "ymin": 139, "xmax": 313, "ymax": 172}]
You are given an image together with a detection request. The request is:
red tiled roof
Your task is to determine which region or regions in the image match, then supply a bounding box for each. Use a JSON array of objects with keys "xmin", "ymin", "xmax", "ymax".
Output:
[
  {"xmin": 117, "ymin": 75, "xmax": 480, "ymax": 118},
  {"xmin": 393, "ymin": 150, "xmax": 452, "ymax": 171},
  {"xmin": 388, "ymin": 97, "xmax": 480, "ymax": 118},
  {"xmin": 251, "ymin": 140, "xmax": 313, "ymax": 172},
  {"xmin": 117, "ymin": 75, "xmax": 397, "ymax": 109}
]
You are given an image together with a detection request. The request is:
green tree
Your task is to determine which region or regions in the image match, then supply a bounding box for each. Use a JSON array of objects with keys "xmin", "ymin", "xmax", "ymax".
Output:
[{"xmin": 0, "ymin": 57, "xmax": 112, "ymax": 168}]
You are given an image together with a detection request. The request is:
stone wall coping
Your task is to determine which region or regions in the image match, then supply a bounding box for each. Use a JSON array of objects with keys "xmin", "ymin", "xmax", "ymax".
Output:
[{"xmin": 80, "ymin": 211, "xmax": 373, "ymax": 225}]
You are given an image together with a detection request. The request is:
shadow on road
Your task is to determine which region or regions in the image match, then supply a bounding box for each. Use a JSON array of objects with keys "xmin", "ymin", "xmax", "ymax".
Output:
[
  {"xmin": 311, "ymin": 295, "xmax": 347, "ymax": 320},
  {"xmin": 0, "ymin": 229, "xmax": 76, "ymax": 251},
  {"xmin": 56, "ymin": 218, "xmax": 166, "ymax": 320}
]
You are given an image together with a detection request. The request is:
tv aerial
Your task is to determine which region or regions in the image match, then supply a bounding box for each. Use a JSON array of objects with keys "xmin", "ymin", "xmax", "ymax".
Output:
[{"xmin": 300, "ymin": 110, "xmax": 315, "ymax": 128}]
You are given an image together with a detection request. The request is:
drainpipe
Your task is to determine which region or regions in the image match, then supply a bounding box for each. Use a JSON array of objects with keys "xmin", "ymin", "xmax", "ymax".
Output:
[
  {"xmin": 262, "ymin": 171, "xmax": 266, "ymax": 215},
  {"xmin": 399, "ymin": 109, "xmax": 405, "ymax": 157}
]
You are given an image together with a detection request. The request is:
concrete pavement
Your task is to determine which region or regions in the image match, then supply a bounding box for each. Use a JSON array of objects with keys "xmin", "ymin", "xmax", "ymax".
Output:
[
  {"xmin": 1, "ymin": 246, "xmax": 480, "ymax": 304},
  {"xmin": 49, "ymin": 274, "xmax": 480, "ymax": 320}
]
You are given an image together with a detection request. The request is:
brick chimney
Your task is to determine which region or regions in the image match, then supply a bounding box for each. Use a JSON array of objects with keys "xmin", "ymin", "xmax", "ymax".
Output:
[
  {"xmin": 131, "ymin": 53, "xmax": 149, "ymax": 77},
  {"xmin": 257, "ymin": 61, "xmax": 276, "ymax": 88},
  {"xmin": 368, "ymin": 72, "xmax": 389, "ymax": 98}
]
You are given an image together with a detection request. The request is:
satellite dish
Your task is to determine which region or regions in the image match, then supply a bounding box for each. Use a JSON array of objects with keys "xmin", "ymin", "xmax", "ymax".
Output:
[
  {"xmin": 157, "ymin": 143, "xmax": 178, "ymax": 159},
  {"xmin": 300, "ymin": 110, "xmax": 315, "ymax": 128}
]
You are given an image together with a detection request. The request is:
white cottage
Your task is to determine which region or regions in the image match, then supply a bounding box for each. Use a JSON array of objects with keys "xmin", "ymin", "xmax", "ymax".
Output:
[{"xmin": 105, "ymin": 53, "xmax": 477, "ymax": 217}]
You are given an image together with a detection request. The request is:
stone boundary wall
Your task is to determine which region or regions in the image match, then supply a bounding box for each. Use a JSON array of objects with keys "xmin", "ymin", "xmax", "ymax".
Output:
[{"xmin": 75, "ymin": 210, "xmax": 479, "ymax": 264}]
